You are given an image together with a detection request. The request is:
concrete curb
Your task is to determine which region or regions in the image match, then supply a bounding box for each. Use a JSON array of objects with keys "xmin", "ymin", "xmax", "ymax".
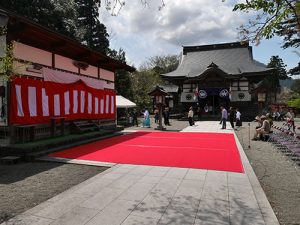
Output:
[{"xmin": 37, "ymin": 156, "xmax": 116, "ymax": 168}]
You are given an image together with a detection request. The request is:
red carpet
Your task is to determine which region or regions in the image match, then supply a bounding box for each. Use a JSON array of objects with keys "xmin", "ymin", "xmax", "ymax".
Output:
[{"xmin": 49, "ymin": 131, "xmax": 244, "ymax": 173}]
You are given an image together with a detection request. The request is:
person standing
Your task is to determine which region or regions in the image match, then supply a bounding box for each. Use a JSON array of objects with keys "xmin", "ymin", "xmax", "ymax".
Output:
[
  {"xmin": 188, "ymin": 106, "xmax": 194, "ymax": 126},
  {"xmin": 285, "ymin": 108, "xmax": 295, "ymax": 132},
  {"xmin": 132, "ymin": 109, "xmax": 138, "ymax": 127},
  {"xmin": 142, "ymin": 109, "xmax": 150, "ymax": 128},
  {"xmin": 163, "ymin": 107, "xmax": 171, "ymax": 126},
  {"xmin": 204, "ymin": 104, "xmax": 209, "ymax": 114},
  {"xmin": 154, "ymin": 108, "xmax": 159, "ymax": 124},
  {"xmin": 220, "ymin": 106, "xmax": 228, "ymax": 129},
  {"xmin": 197, "ymin": 106, "xmax": 202, "ymax": 120},
  {"xmin": 228, "ymin": 107, "xmax": 235, "ymax": 129},
  {"xmin": 235, "ymin": 108, "xmax": 242, "ymax": 127}
]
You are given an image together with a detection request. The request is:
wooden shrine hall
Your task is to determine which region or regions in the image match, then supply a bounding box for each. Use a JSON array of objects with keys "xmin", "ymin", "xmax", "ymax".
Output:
[
  {"xmin": 0, "ymin": 8, "xmax": 135, "ymax": 147},
  {"xmin": 160, "ymin": 42, "xmax": 276, "ymax": 119}
]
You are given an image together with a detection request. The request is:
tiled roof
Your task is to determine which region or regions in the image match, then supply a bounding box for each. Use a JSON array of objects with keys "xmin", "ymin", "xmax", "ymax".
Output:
[
  {"xmin": 162, "ymin": 43, "xmax": 271, "ymax": 78},
  {"xmin": 159, "ymin": 84, "xmax": 179, "ymax": 93}
]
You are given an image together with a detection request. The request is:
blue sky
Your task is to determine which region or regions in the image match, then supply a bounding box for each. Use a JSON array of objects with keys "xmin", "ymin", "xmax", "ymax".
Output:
[
  {"xmin": 100, "ymin": 0, "xmax": 299, "ymax": 74},
  {"xmin": 252, "ymin": 38, "xmax": 299, "ymax": 71}
]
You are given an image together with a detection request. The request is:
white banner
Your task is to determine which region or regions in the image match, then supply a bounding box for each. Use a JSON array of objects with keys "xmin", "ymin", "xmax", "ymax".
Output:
[{"xmin": 43, "ymin": 67, "xmax": 105, "ymax": 90}]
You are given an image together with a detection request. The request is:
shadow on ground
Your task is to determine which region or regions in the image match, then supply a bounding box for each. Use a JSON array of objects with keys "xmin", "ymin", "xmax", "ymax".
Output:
[{"xmin": 0, "ymin": 161, "xmax": 107, "ymax": 223}]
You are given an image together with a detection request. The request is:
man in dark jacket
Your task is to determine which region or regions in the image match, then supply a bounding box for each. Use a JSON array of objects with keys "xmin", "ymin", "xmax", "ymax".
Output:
[{"xmin": 229, "ymin": 107, "xmax": 235, "ymax": 129}]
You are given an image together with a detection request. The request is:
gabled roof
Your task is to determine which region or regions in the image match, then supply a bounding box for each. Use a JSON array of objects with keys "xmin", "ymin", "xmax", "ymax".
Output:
[
  {"xmin": 161, "ymin": 42, "xmax": 272, "ymax": 78},
  {"xmin": 0, "ymin": 8, "xmax": 135, "ymax": 73}
]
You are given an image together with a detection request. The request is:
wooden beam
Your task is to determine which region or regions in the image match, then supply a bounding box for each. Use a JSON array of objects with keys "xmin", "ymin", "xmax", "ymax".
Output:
[
  {"xmin": 50, "ymin": 40, "xmax": 67, "ymax": 49},
  {"xmin": 52, "ymin": 53, "xmax": 55, "ymax": 68},
  {"xmin": 97, "ymin": 58, "xmax": 109, "ymax": 65},
  {"xmin": 77, "ymin": 51, "xmax": 91, "ymax": 60}
]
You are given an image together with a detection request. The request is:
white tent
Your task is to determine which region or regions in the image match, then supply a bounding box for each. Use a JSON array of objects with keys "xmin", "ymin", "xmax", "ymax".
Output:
[{"xmin": 116, "ymin": 95, "xmax": 136, "ymax": 108}]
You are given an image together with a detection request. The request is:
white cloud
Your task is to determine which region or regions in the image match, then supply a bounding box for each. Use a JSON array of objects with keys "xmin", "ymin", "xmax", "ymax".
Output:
[{"xmin": 99, "ymin": 0, "xmax": 251, "ymax": 66}]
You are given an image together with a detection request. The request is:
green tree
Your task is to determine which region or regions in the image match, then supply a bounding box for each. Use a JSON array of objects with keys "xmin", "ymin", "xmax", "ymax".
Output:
[
  {"xmin": 288, "ymin": 93, "xmax": 300, "ymax": 109},
  {"xmin": 277, "ymin": 15, "xmax": 300, "ymax": 49},
  {"xmin": 102, "ymin": 0, "xmax": 165, "ymax": 15},
  {"xmin": 291, "ymin": 79, "xmax": 300, "ymax": 93},
  {"xmin": 0, "ymin": 0, "xmax": 79, "ymax": 39},
  {"xmin": 146, "ymin": 55, "xmax": 180, "ymax": 74},
  {"xmin": 267, "ymin": 55, "xmax": 288, "ymax": 80},
  {"xmin": 287, "ymin": 79, "xmax": 300, "ymax": 110},
  {"xmin": 76, "ymin": 0, "xmax": 110, "ymax": 54},
  {"xmin": 0, "ymin": 0, "xmax": 110, "ymax": 54},
  {"xmin": 129, "ymin": 55, "xmax": 179, "ymax": 109},
  {"xmin": 130, "ymin": 69, "xmax": 163, "ymax": 110},
  {"xmin": 231, "ymin": 0, "xmax": 300, "ymax": 47},
  {"xmin": 109, "ymin": 48, "xmax": 133, "ymax": 99}
]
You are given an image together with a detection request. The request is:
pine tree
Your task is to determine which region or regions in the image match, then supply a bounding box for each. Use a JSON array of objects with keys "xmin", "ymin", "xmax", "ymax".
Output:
[
  {"xmin": 109, "ymin": 49, "xmax": 133, "ymax": 98},
  {"xmin": 76, "ymin": 0, "xmax": 109, "ymax": 54},
  {"xmin": 289, "ymin": 62, "xmax": 300, "ymax": 76},
  {"xmin": 267, "ymin": 55, "xmax": 288, "ymax": 80},
  {"xmin": 0, "ymin": 0, "xmax": 79, "ymax": 40},
  {"xmin": 276, "ymin": 16, "xmax": 300, "ymax": 49}
]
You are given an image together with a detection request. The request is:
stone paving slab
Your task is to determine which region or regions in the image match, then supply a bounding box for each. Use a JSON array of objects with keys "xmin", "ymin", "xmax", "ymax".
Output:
[{"xmin": 1, "ymin": 121, "xmax": 280, "ymax": 225}]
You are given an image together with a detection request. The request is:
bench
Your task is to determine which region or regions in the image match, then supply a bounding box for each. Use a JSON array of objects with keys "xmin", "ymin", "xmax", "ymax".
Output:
[
  {"xmin": 17, "ymin": 124, "xmax": 36, "ymax": 143},
  {"xmin": 0, "ymin": 156, "xmax": 21, "ymax": 164},
  {"xmin": 50, "ymin": 117, "xmax": 66, "ymax": 137}
]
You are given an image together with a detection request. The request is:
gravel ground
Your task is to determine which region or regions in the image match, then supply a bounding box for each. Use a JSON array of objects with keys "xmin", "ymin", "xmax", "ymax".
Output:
[
  {"xmin": 0, "ymin": 162, "xmax": 107, "ymax": 224},
  {"xmin": 0, "ymin": 118, "xmax": 299, "ymax": 225},
  {"xmin": 235, "ymin": 121, "xmax": 300, "ymax": 225}
]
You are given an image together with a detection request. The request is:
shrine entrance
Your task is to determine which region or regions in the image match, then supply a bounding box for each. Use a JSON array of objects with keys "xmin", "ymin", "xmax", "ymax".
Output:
[{"xmin": 197, "ymin": 87, "xmax": 230, "ymax": 115}]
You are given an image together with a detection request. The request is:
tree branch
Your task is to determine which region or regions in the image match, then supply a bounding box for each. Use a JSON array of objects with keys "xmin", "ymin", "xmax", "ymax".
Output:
[{"xmin": 283, "ymin": 0, "xmax": 300, "ymax": 33}]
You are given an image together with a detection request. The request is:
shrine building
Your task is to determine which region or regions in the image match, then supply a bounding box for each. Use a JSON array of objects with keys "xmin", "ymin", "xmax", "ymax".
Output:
[
  {"xmin": 0, "ymin": 8, "xmax": 134, "ymax": 145},
  {"xmin": 160, "ymin": 42, "xmax": 276, "ymax": 118}
]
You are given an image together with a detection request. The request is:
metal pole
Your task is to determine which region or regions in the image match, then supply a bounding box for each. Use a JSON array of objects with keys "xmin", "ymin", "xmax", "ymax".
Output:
[
  {"xmin": 248, "ymin": 122, "xmax": 251, "ymax": 149},
  {"xmin": 212, "ymin": 95, "xmax": 214, "ymax": 115},
  {"xmin": 159, "ymin": 104, "xmax": 163, "ymax": 129}
]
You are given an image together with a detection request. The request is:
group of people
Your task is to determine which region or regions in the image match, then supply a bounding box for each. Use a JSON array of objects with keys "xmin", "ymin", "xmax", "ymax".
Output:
[
  {"xmin": 188, "ymin": 105, "xmax": 242, "ymax": 129},
  {"xmin": 131, "ymin": 106, "xmax": 296, "ymax": 135},
  {"xmin": 154, "ymin": 107, "xmax": 171, "ymax": 126},
  {"xmin": 128, "ymin": 109, "xmax": 150, "ymax": 128},
  {"xmin": 252, "ymin": 108, "xmax": 296, "ymax": 141},
  {"xmin": 252, "ymin": 114, "xmax": 272, "ymax": 141},
  {"xmin": 219, "ymin": 106, "xmax": 242, "ymax": 130},
  {"xmin": 130, "ymin": 107, "xmax": 171, "ymax": 128}
]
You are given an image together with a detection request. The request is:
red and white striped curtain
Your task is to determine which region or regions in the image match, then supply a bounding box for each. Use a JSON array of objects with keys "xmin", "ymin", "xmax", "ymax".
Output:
[{"xmin": 10, "ymin": 77, "xmax": 115, "ymax": 125}]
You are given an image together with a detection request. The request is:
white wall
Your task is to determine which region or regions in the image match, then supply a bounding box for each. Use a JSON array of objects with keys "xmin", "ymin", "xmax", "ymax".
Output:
[
  {"xmin": 80, "ymin": 65, "xmax": 98, "ymax": 78},
  {"xmin": 230, "ymin": 80, "xmax": 249, "ymax": 91},
  {"xmin": 55, "ymin": 54, "xmax": 78, "ymax": 73},
  {"xmin": 104, "ymin": 81, "xmax": 114, "ymax": 89},
  {"xmin": 12, "ymin": 42, "xmax": 115, "ymax": 87},
  {"xmin": 100, "ymin": 68, "xmax": 114, "ymax": 81},
  {"xmin": 13, "ymin": 41, "xmax": 52, "ymax": 66}
]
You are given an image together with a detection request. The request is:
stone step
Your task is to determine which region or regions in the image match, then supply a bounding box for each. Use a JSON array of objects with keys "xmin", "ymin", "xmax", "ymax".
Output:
[{"xmin": 0, "ymin": 156, "xmax": 21, "ymax": 164}]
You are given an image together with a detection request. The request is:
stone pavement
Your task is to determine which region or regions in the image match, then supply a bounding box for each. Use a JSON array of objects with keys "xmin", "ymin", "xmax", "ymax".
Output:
[{"xmin": 1, "ymin": 121, "xmax": 280, "ymax": 225}]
